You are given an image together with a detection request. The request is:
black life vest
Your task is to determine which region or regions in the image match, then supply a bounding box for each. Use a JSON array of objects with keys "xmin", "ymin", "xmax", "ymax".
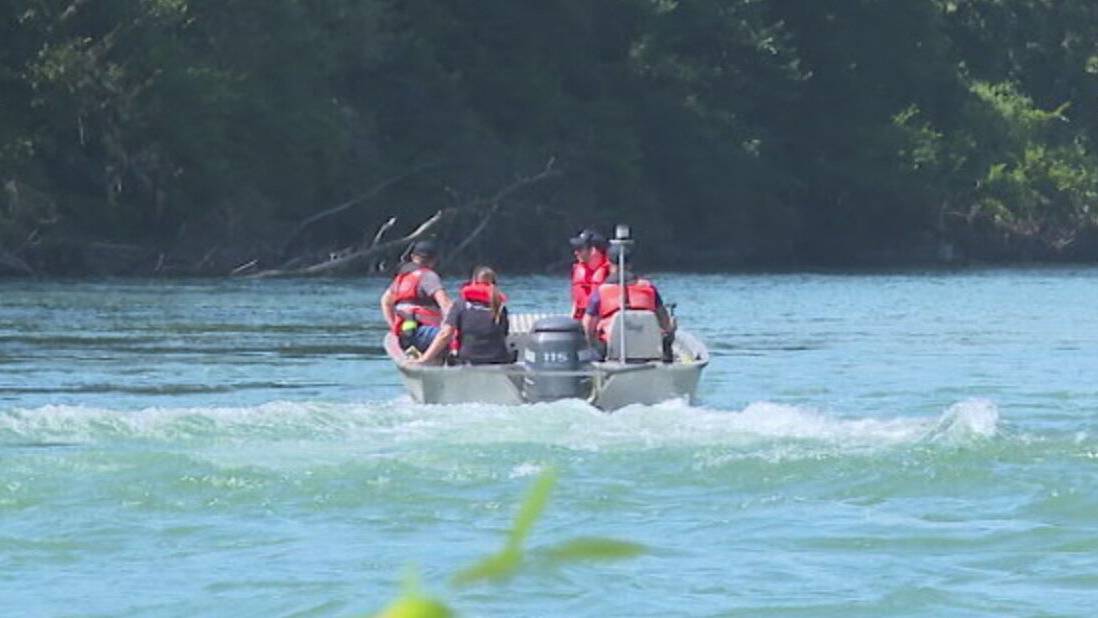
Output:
[{"xmin": 453, "ymin": 283, "xmax": 510, "ymax": 364}]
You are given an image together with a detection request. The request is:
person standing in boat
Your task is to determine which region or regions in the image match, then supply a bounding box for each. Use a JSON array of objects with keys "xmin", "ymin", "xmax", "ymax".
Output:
[
  {"xmin": 569, "ymin": 228, "xmax": 611, "ymax": 320},
  {"xmin": 380, "ymin": 240, "xmax": 452, "ymax": 352},
  {"xmin": 582, "ymin": 244, "xmax": 675, "ymax": 360},
  {"xmin": 410, "ymin": 266, "xmax": 512, "ymax": 365}
]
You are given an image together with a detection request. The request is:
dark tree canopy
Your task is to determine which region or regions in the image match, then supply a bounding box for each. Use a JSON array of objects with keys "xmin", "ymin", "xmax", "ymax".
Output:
[{"xmin": 3, "ymin": 0, "xmax": 1098, "ymax": 275}]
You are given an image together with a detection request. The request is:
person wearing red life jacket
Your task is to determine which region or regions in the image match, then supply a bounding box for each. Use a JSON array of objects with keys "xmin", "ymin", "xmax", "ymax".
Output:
[
  {"xmin": 411, "ymin": 266, "xmax": 512, "ymax": 365},
  {"xmin": 569, "ymin": 228, "xmax": 611, "ymax": 319},
  {"xmin": 380, "ymin": 240, "xmax": 452, "ymax": 353},
  {"xmin": 581, "ymin": 244, "xmax": 676, "ymax": 360}
]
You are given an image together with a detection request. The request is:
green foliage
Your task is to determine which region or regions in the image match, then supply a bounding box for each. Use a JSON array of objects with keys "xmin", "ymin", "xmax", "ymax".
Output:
[
  {"xmin": 541, "ymin": 537, "xmax": 648, "ymax": 563},
  {"xmin": 374, "ymin": 597, "xmax": 452, "ymax": 618},
  {"xmin": 451, "ymin": 467, "xmax": 648, "ymax": 585},
  {"xmin": 891, "ymin": 78, "xmax": 1098, "ymax": 250},
  {"xmin": 373, "ymin": 570, "xmax": 453, "ymax": 618},
  {"xmin": 373, "ymin": 468, "xmax": 647, "ymax": 616},
  {"xmin": 4, "ymin": 0, "xmax": 1098, "ymax": 267}
]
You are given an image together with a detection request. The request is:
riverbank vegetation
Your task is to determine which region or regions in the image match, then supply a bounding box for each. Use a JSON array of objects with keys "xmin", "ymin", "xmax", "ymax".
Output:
[{"xmin": 4, "ymin": 0, "xmax": 1098, "ymax": 275}]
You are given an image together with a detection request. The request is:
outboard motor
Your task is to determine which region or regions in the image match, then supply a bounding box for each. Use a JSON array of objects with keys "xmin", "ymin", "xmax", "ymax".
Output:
[{"xmin": 522, "ymin": 317, "xmax": 590, "ymax": 401}]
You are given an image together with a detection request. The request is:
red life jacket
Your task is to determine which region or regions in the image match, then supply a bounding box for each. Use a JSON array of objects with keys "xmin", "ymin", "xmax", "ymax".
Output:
[
  {"xmin": 570, "ymin": 250, "xmax": 611, "ymax": 319},
  {"xmin": 595, "ymin": 278, "xmax": 658, "ymax": 342},
  {"xmin": 590, "ymin": 250, "xmax": 610, "ymax": 285},
  {"xmin": 460, "ymin": 282, "xmax": 508, "ymax": 305},
  {"xmin": 390, "ymin": 267, "xmax": 443, "ymax": 333}
]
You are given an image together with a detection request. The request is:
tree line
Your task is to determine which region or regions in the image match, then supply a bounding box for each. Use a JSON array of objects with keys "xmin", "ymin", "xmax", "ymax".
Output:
[{"xmin": 3, "ymin": 0, "xmax": 1098, "ymax": 276}]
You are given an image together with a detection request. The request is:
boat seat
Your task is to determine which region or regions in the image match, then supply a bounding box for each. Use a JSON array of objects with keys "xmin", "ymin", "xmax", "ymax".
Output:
[
  {"xmin": 507, "ymin": 313, "xmax": 563, "ymax": 356},
  {"xmin": 605, "ymin": 310, "xmax": 663, "ymax": 363}
]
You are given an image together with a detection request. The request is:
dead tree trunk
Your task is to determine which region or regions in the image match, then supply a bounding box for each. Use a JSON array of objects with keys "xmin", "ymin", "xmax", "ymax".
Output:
[
  {"xmin": 447, "ymin": 158, "xmax": 560, "ymax": 264},
  {"xmin": 280, "ymin": 164, "xmax": 437, "ymax": 256},
  {"xmin": 246, "ymin": 209, "xmax": 452, "ymax": 278}
]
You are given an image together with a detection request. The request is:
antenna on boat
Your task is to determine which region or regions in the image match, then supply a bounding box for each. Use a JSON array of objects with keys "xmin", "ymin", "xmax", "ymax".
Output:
[{"xmin": 611, "ymin": 224, "xmax": 633, "ymax": 364}]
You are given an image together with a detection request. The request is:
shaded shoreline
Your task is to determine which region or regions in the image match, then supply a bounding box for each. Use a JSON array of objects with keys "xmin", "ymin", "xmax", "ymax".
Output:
[{"xmin": 4, "ymin": 252, "xmax": 1098, "ymax": 280}]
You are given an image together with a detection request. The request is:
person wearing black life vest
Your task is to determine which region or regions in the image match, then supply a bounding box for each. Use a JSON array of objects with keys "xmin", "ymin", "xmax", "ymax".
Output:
[
  {"xmin": 569, "ymin": 228, "xmax": 611, "ymax": 320},
  {"xmin": 380, "ymin": 240, "xmax": 452, "ymax": 353},
  {"xmin": 581, "ymin": 244, "xmax": 676, "ymax": 361},
  {"xmin": 410, "ymin": 266, "xmax": 512, "ymax": 365}
]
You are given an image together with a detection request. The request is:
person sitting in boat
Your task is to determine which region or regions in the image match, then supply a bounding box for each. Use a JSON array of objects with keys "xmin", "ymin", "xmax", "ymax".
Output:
[
  {"xmin": 380, "ymin": 240, "xmax": 452, "ymax": 353},
  {"xmin": 569, "ymin": 228, "xmax": 611, "ymax": 320},
  {"xmin": 582, "ymin": 245, "xmax": 676, "ymax": 361},
  {"xmin": 410, "ymin": 266, "xmax": 512, "ymax": 365}
]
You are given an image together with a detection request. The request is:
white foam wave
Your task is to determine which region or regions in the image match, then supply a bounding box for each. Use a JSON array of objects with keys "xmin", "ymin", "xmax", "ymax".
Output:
[
  {"xmin": 0, "ymin": 397, "xmax": 1000, "ymax": 455},
  {"xmin": 922, "ymin": 398, "xmax": 1001, "ymax": 443},
  {"xmin": 508, "ymin": 462, "xmax": 545, "ymax": 478}
]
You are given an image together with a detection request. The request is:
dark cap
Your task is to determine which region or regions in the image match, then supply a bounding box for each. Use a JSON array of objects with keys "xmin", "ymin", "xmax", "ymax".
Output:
[
  {"xmin": 410, "ymin": 240, "xmax": 438, "ymax": 258},
  {"xmin": 569, "ymin": 228, "xmax": 607, "ymax": 250}
]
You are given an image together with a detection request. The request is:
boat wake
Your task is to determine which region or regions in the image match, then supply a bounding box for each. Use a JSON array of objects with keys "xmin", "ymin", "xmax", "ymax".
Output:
[
  {"xmin": 0, "ymin": 397, "xmax": 1002, "ymax": 452},
  {"xmin": 0, "ymin": 398, "xmax": 1083, "ymax": 515}
]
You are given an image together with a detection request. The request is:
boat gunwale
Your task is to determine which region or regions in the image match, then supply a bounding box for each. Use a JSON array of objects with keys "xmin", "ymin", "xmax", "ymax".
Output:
[{"xmin": 385, "ymin": 329, "xmax": 709, "ymax": 377}]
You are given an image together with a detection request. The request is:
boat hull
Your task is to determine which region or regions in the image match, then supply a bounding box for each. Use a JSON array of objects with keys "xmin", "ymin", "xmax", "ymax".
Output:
[{"xmin": 384, "ymin": 314, "xmax": 708, "ymax": 410}]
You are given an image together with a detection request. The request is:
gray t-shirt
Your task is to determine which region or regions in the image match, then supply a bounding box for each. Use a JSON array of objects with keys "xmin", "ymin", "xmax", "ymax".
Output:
[{"xmin": 415, "ymin": 270, "xmax": 443, "ymax": 300}]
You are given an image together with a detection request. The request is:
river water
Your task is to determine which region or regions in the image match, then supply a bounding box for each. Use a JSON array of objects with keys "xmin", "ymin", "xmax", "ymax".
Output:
[{"xmin": 2, "ymin": 270, "xmax": 1097, "ymax": 616}]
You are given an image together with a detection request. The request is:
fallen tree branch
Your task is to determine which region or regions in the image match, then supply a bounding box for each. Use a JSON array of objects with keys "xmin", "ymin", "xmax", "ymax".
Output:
[
  {"xmin": 249, "ymin": 159, "xmax": 560, "ymax": 278},
  {"xmin": 449, "ymin": 202, "xmax": 504, "ymax": 261},
  {"xmin": 282, "ymin": 164, "xmax": 437, "ymax": 255},
  {"xmin": 230, "ymin": 259, "xmax": 258, "ymax": 276},
  {"xmin": 194, "ymin": 246, "xmax": 219, "ymax": 272},
  {"xmin": 367, "ymin": 216, "xmax": 398, "ymax": 248},
  {"xmin": 448, "ymin": 158, "xmax": 560, "ymax": 262},
  {"xmin": 249, "ymin": 209, "xmax": 452, "ymax": 278},
  {"xmin": 365, "ymin": 216, "xmax": 398, "ymax": 272},
  {"xmin": 0, "ymin": 249, "xmax": 34, "ymax": 276}
]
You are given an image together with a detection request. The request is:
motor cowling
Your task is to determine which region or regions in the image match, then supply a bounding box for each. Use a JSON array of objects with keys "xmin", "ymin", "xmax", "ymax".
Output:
[{"xmin": 522, "ymin": 317, "xmax": 590, "ymax": 401}]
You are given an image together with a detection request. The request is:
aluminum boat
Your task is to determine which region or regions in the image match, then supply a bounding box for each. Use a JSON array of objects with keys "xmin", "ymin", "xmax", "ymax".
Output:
[{"xmin": 384, "ymin": 312, "xmax": 709, "ymax": 410}]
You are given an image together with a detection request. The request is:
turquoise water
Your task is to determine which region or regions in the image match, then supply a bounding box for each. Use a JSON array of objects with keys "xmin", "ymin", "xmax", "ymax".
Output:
[{"xmin": 2, "ymin": 271, "xmax": 1098, "ymax": 616}]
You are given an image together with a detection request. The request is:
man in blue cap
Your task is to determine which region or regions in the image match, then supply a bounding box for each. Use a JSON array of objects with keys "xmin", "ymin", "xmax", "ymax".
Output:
[{"xmin": 569, "ymin": 228, "xmax": 610, "ymax": 319}]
